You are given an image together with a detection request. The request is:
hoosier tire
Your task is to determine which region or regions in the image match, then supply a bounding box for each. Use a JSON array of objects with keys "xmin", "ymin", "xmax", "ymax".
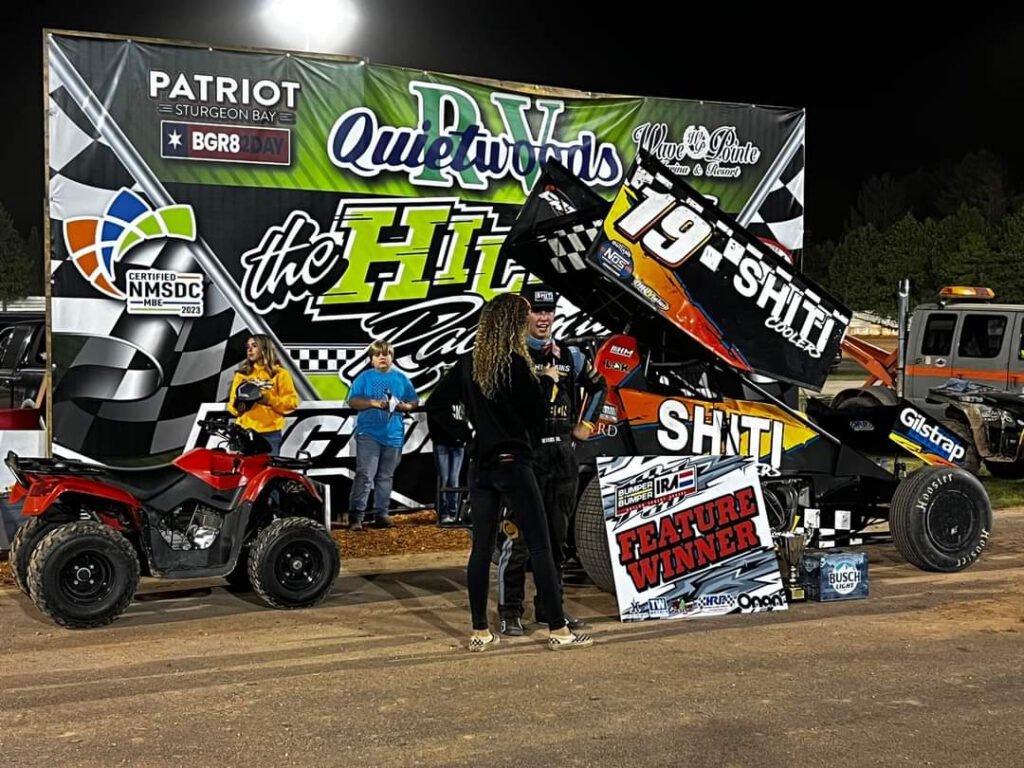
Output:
[
  {"xmin": 248, "ymin": 517, "xmax": 340, "ymax": 609},
  {"xmin": 889, "ymin": 466, "xmax": 992, "ymax": 572},
  {"xmin": 9, "ymin": 517, "xmax": 61, "ymax": 595},
  {"xmin": 27, "ymin": 521, "xmax": 140, "ymax": 629},
  {"xmin": 573, "ymin": 477, "xmax": 616, "ymax": 594}
]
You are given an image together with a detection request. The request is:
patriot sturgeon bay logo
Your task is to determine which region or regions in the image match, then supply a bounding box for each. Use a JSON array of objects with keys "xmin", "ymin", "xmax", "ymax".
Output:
[{"xmin": 63, "ymin": 188, "xmax": 203, "ymax": 316}]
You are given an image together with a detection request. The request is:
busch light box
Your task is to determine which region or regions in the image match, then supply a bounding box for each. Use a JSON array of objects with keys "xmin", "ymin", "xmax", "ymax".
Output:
[{"xmin": 798, "ymin": 551, "xmax": 869, "ymax": 601}]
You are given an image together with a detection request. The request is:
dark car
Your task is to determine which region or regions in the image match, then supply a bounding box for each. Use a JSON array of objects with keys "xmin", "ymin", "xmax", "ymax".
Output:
[{"xmin": 0, "ymin": 319, "xmax": 46, "ymax": 408}]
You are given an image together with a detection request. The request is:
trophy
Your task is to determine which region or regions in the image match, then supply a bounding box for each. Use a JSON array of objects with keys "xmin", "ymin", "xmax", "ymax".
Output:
[{"xmin": 775, "ymin": 526, "xmax": 813, "ymax": 602}]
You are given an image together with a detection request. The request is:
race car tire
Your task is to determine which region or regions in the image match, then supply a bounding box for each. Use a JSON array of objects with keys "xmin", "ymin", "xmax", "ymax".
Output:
[
  {"xmin": 573, "ymin": 477, "xmax": 616, "ymax": 594},
  {"xmin": 890, "ymin": 466, "xmax": 992, "ymax": 572}
]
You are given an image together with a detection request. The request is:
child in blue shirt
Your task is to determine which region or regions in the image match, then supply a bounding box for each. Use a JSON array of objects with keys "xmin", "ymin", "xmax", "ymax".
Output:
[{"xmin": 346, "ymin": 340, "xmax": 419, "ymax": 530}]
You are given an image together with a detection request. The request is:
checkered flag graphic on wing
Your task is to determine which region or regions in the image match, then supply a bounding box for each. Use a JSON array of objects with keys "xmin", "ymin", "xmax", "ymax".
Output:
[
  {"xmin": 49, "ymin": 75, "xmax": 248, "ymax": 463},
  {"xmin": 543, "ymin": 218, "xmax": 604, "ymax": 274},
  {"xmin": 746, "ymin": 143, "xmax": 805, "ymax": 252}
]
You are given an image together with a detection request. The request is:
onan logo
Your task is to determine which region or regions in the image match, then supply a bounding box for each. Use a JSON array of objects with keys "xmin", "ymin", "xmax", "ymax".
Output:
[
  {"xmin": 63, "ymin": 188, "xmax": 197, "ymax": 301},
  {"xmin": 737, "ymin": 592, "xmax": 786, "ymax": 610},
  {"xmin": 327, "ymin": 81, "xmax": 623, "ymax": 194}
]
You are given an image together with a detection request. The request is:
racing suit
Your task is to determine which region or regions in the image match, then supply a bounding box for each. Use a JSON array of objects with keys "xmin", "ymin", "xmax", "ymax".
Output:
[{"xmin": 498, "ymin": 336, "xmax": 606, "ymax": 622}]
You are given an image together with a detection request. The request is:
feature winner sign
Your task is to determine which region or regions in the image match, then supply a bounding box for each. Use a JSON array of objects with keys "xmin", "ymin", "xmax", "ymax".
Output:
[{"xmin": 598, "ymin": 454, "xmax": 786, "ymax": 621}]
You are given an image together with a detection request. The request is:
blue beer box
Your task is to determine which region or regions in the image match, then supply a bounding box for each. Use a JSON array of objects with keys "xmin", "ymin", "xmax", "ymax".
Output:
[{"xmin": 798, "ymin": 550, "xmax": 869, "ymax": 601}]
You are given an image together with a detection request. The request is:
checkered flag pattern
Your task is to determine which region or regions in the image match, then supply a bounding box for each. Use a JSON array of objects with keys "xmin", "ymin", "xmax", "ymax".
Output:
[
  {"xmin": 49, "ymin": 67, "xmax": 249, "ymax": 462},
  {"xmin": 804, "ymin": 508, "xmax": 864, "ymax": 549},
  {"xmin": 543, "ymin": 219, "xmax": 603, "ymax": 274},
  {"xmin": 745, "ymin": 143, "xmax": 805, "ymax": 252},
  {"xmin": 288, "ymin": 346, "xmax": 364, "ymax": 373}
]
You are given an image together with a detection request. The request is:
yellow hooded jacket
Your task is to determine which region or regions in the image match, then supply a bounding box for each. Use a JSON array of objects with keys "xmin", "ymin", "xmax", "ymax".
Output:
[{"xmin": 227, "ymin": 364, "xmax": 299, "ymax": 433}]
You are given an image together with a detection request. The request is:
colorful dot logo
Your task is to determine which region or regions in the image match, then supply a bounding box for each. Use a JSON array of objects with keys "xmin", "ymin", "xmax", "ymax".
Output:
[{"xmin": 63, "ymin": 188, "xmax": 197, "ymax": 299}]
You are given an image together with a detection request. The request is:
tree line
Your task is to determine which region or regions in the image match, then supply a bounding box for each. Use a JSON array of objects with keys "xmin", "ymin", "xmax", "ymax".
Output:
[
  {"xmin": 803, "ymin": 150, "xmax": 1024, "ymax": 318},
  {"xmin": 0, "ymin": 205, "xmax": 42, "ymax": 304}
]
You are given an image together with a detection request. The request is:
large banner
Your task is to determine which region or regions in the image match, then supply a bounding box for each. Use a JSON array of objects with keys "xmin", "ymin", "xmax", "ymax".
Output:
[
  {"xmin": 597, "ymin": 454, "xmax": 786, "ymax": 621},
  {"xmin": 46, "ymin": 31, "xmax": 805, "ymax": 498}
]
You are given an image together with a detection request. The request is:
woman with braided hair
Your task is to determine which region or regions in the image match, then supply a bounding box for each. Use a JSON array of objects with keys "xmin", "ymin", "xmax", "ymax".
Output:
[{"xmin": 455, "ymin": 292, "xmax": 593, "ymax": 651}]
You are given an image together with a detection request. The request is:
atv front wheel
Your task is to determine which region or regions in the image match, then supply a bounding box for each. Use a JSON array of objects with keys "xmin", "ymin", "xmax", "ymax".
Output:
[
  {"xmin": 9, "ymin": 517, "xmax": 61, "ymax": 595},
  {"xmin": 890, "ymin": 467, "xmax": 992, "ymax": 571},
  {"xmin": 573, "ymin": 478, "xmax": 616, "ymax": 594},
  {"xmin": 248, "ymin": 517, "xmax": 339, "ymax": 609},
  {"xmin": 27, "ymin": 521, "xmax": 140, "ymax": 628}
]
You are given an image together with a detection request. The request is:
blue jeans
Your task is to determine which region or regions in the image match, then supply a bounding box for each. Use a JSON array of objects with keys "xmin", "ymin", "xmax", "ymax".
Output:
[
  {"xmin": 434, "ymin": 444, "xmax": 465, "ymax": 517},
  {"xmin": 262, "ymin": 430, "xmax": 283, "ymax": 457},
  {"xmin": 348, "ymin": 434, "xmax": 402, "ymax": 521}
]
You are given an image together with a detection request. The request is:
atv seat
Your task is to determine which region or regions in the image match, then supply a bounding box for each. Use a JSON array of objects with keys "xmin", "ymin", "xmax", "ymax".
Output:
[
  {"xmin": 269, "ymin": 456, "xmax": 312, "ymax": 470},
  {"xmin": 100, "ymin": 463, "xmax": 186, "ymax": 501}
]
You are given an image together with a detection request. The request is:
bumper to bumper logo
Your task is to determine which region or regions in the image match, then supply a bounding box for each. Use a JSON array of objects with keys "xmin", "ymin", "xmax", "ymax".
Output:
[{"xmin": 63, "ymin": 188, "xmax": 202, "ymax": 316}]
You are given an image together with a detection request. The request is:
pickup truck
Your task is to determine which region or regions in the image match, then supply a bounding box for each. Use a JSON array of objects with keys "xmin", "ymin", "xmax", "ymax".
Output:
[{"xmin": 0, "ymin": 318, "xmax": 46, "ymax": 408}]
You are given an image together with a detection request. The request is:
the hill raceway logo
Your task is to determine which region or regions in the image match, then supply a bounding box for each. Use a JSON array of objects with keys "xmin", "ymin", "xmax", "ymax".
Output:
[{"xmin": 63, "ymin": 189, "xmax": 203, "ymax": 316}]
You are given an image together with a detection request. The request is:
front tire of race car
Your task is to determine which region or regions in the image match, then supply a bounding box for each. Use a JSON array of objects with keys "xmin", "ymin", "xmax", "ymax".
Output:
[
  {"xmin": 890, "ymin": 466, "xmax": 992, "ymax": 572},
  {"xmin": 574, "ymin": 478, "xmax": 616, "ymax": 594}
]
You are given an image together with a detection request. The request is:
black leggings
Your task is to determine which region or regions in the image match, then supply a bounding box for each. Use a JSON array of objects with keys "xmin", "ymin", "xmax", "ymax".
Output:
[{"xmin": 467, "ymin": 458, "xmax": 566, "ymax": 631}]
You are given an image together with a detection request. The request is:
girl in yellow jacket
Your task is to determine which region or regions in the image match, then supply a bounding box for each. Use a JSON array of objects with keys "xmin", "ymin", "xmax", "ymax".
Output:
[{"xmin": 227, "ymin": 335, "xmax": 299, "ymax": 455}]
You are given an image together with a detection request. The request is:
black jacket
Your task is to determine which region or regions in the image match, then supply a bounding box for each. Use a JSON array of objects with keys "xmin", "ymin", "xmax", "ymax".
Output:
[
  {"xmin": 454, "ymin": 352, "xmax": 554, "ymax": 466},
  {"xmin": 425, "ymin": 365, "xmax": 472, "ymax": 446}
]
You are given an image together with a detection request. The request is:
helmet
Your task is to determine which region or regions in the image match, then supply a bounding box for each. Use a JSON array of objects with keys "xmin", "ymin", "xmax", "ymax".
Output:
[{"xmin": 233, "ymin": 380, "xmax": 263, "ymax": 414}]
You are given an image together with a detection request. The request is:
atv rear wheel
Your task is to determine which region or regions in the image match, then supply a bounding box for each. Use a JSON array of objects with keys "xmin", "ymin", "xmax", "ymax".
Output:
[
  {"xmin": 27, "ymin": 521, "xmax": 140, "ymax": 628},
  {"xmin": 573, "ymin": 477, "xmax": 616, "ymax": 594},
  {"xmin": 248, "ymin": 517, "xmax": 339, "ymax": 609},
  {"xmin": 889, "ymin": 467, "xmax": 992, "ymax": 571},
  {"xmin": 9, "ymin": 517, "xmax": 61, "ymax": 595}
]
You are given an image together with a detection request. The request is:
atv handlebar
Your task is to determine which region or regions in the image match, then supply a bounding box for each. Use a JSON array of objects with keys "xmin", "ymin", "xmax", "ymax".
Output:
[{"xmin": 197, "ymin": 419, "xmax": 272, "ymax": 456}]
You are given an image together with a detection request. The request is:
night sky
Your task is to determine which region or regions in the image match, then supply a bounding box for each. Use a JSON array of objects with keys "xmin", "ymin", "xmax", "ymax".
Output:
[{"xmin": 3, "ymin": 2, "xmax": 1022, "ymax": 243}]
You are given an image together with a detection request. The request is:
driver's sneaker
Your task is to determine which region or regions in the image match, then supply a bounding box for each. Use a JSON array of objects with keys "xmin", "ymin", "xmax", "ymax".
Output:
[
  {"xmin": 536, "ymin": 612, "xmax": 588, "ymax": 631},
  {"xmin": 548, "ymin": 630, "xmax": 594, "ymax": 650},
  {"xmin": 499, "ymin": 617, "xmax": 525, "ymax": 636}
]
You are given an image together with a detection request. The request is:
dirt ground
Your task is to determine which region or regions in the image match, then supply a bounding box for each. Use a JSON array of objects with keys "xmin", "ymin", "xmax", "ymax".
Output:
[{"xmin": 1, "ymin": 507, "xmax": 1022, "ymax": 767}]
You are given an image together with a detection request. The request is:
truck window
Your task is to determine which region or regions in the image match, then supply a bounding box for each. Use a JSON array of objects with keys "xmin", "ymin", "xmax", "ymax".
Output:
[
  {"xmin": 957, "ymin": 314, "xmax": 1006, "ymax": 359},
  {"xmin": 921, "ymin": 313, "xmax": 955, "ymax": 355},
  {"xmin": 0, "ymin": 327, "xmax": 15, "ymax": 367}
]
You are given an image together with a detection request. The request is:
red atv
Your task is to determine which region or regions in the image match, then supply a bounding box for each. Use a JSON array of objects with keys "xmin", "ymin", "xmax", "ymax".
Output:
[{"xmin": 5, "ymin": 417, "xmax": 339, "ymax": 628}]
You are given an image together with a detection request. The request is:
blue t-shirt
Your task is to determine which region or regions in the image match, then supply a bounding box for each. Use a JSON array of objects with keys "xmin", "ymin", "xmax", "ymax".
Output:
[{"xmin": 349, "ymin": 368, "xmax": 418, "ymax": 447}]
